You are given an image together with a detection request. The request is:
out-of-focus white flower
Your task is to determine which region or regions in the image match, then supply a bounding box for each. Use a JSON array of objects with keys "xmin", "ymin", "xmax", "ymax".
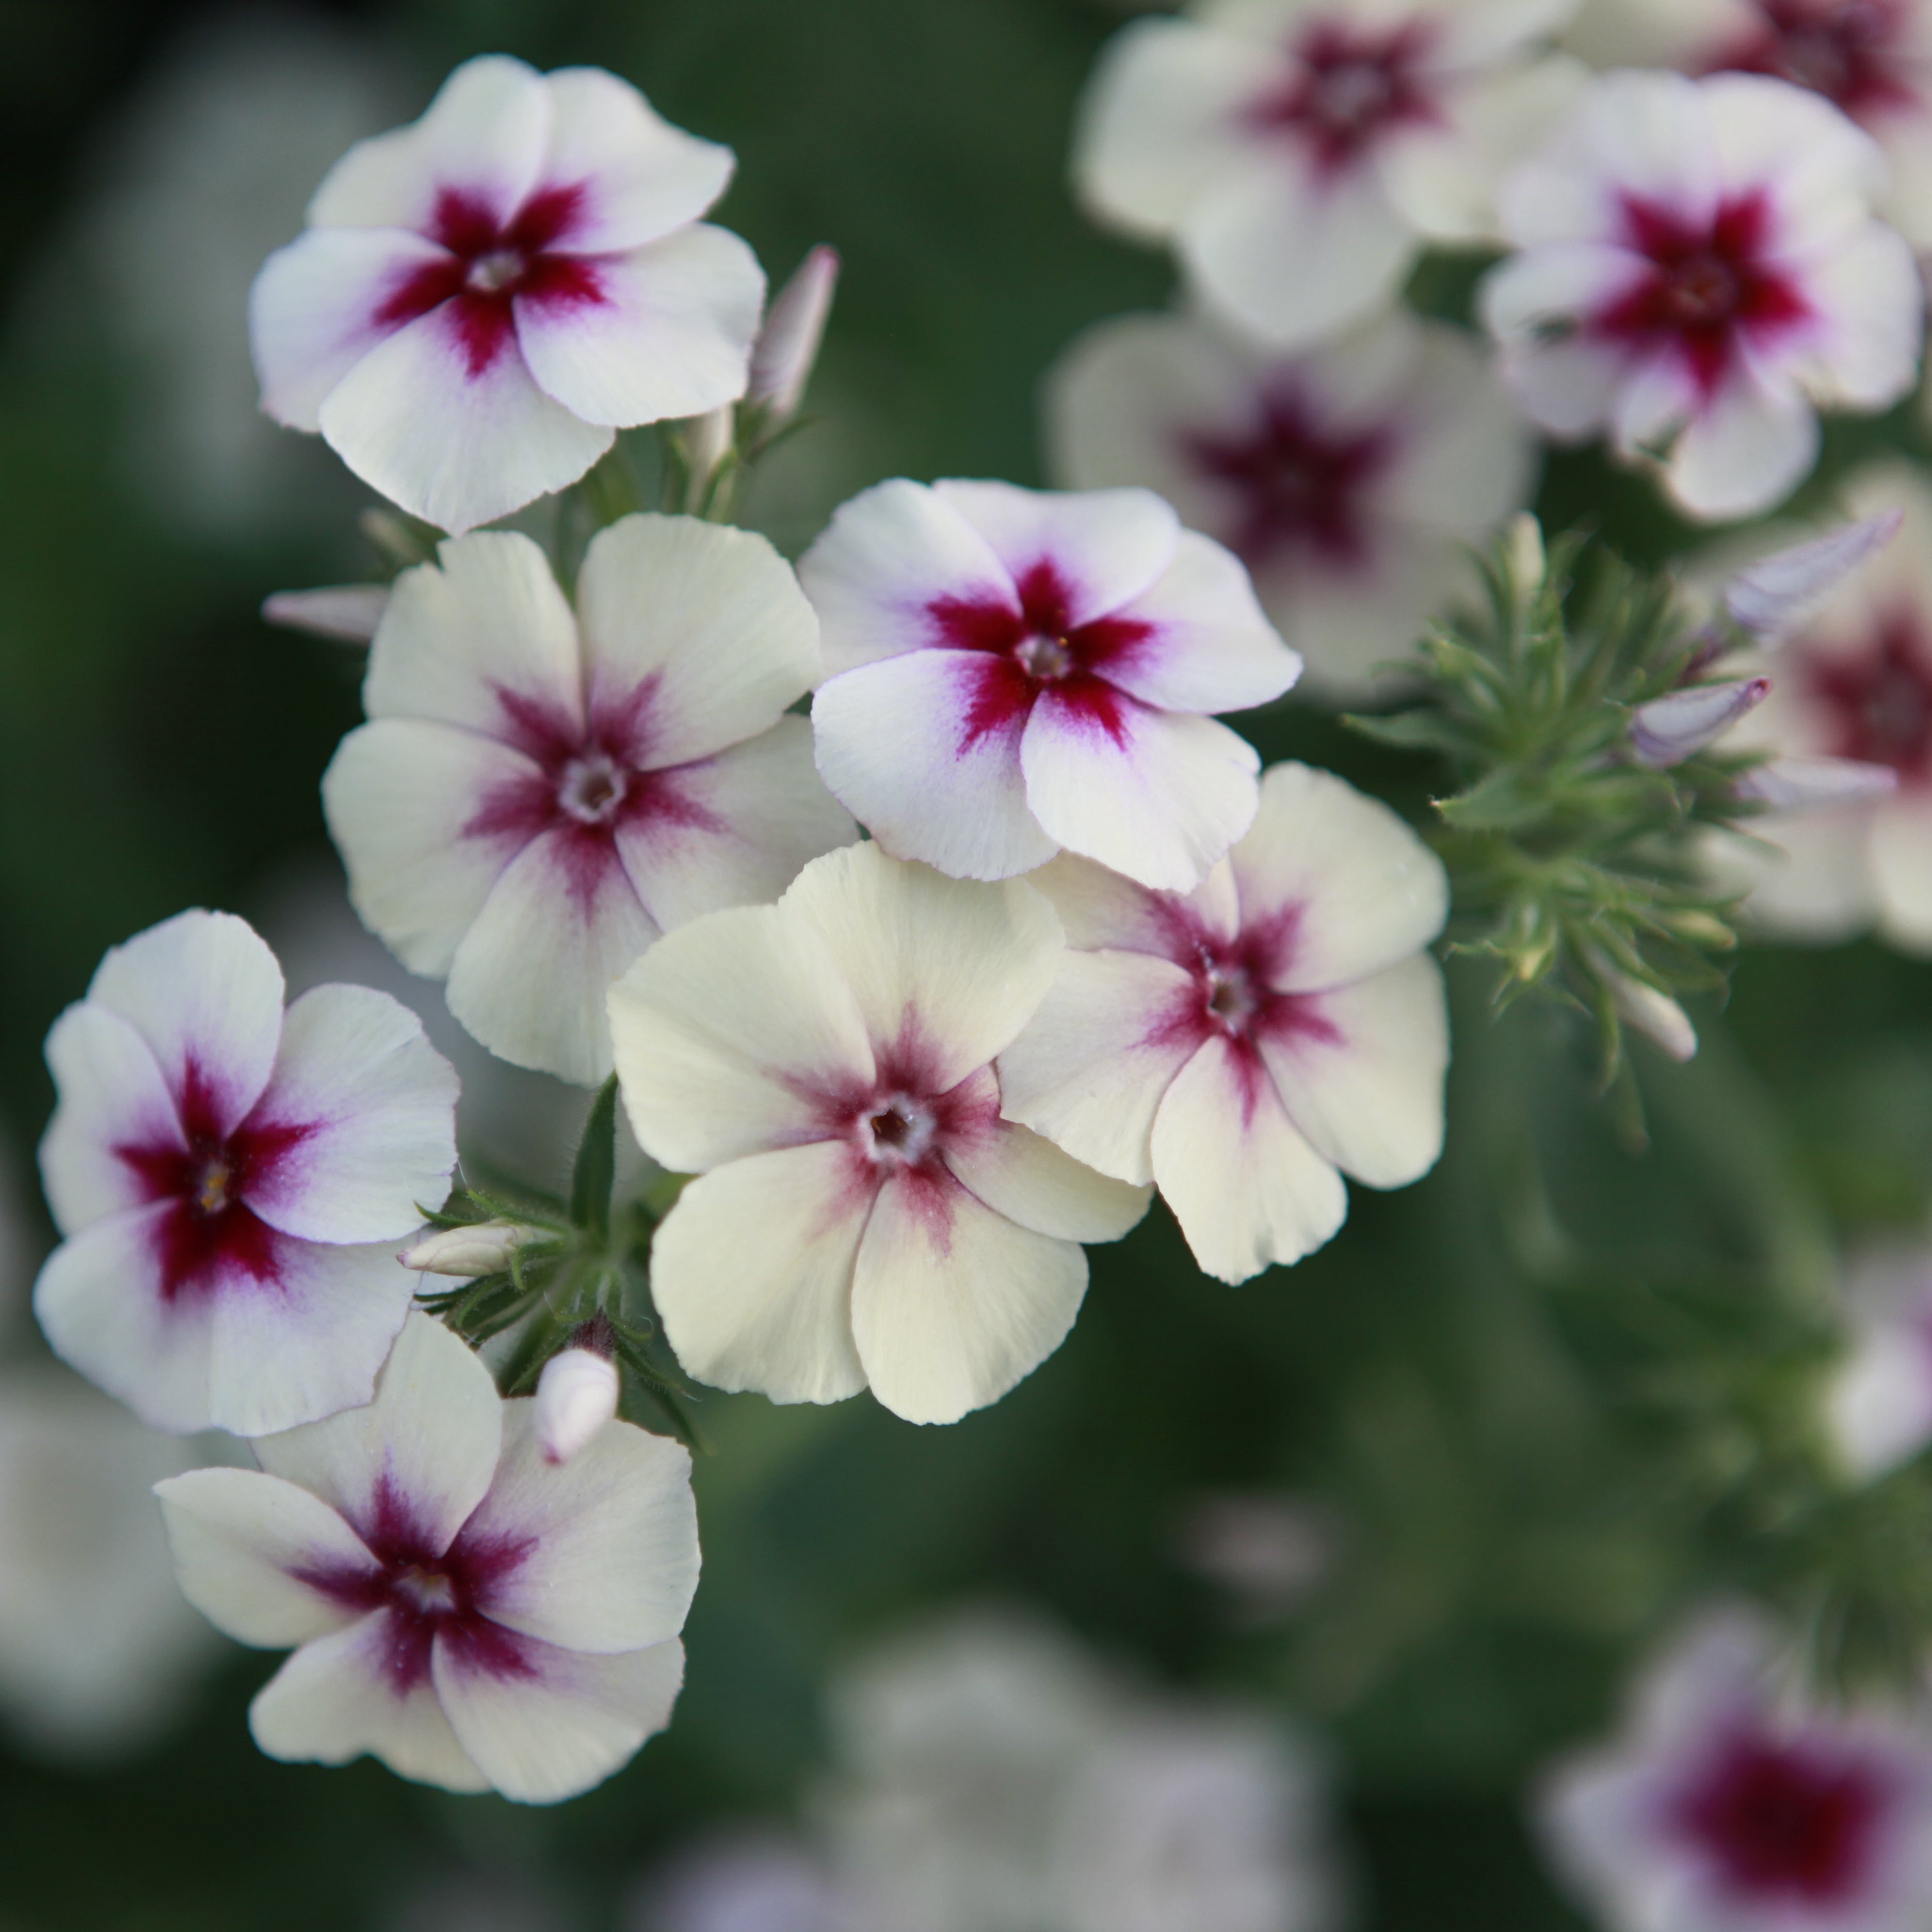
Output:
[
  {"xmin": 400, "ymin": 1220, "xmax": 545, "ymax": 1279},
  {"xmin": 0, "ymin": 1371, "xmax": 217, "ymax": 1759},
  {"xmin": 1176, "ymin": 1492, "xmax": 1337, "ymax": 1626},
  {"xmin": 1630, "ymin": 678, "xmax": 1772, "ymax": 767},
  {"xmin": 1536, "ymin": 1607, "xmax": 1932, "ymax": 1932},
  {"xmin": 802, "ymin": 480, "xmax": 1300, "ymax": 891},
  {"xmin": 632, "ymin": 1834, "xmax": 851, "ymax": 1932},
  {"xmin": 1822, "ymin": 1241, "xmax": 1932, "ymax": 1480},
  {"xmin": 1072, "ymin": 0, "xmax": 1585, "ymax": 349},
  {"xmin": 34, "ymin": 910, "xmax": 457, "ymax": 1437},
  {"xmin": 263, "ymin": 585, "xmax": 391, "ymax": 643},
  {"xmin": 999, "ymin": 761, "xmax": 1448, "ymax": 1285},
  {"xmin": 1480, "ymin": 70, "xmax": 1923, "ymax": 521},
  {"xmin": 323, "ymin": 517, "xmax": 852, "ymax": 1087},
  {"xmin": 250, "ymin": 54, "xmax": 765, "ymax": 534},
  {"xmin": 749, "ymin": 247, "xmax": 841, "ymax": 426},
  {"xmin": 608, "ymin": 842, "xmax": 1150, "ymax": 1425},
  {"xmin": 535, "ymin": 1346, "xmax": 620, "ymax": 1464},
  {"xmin": 1046, "ymin": 308, "xmax": 1535, "ymax": 701},
  {"xmin": 156, "ymin": 1311, "xmax": 697, "ymax": 1802}
]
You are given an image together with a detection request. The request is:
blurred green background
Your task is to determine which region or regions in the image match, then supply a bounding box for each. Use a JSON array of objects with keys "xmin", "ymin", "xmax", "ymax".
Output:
[{"xmin": 5, "ymin": 2, "xmax": 1932, "ymax": 1928}]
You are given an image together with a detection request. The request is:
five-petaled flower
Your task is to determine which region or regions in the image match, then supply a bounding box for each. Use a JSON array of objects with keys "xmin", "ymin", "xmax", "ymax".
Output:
[
  {"xmin": 607, "ymin": 841, "xmax": 1151, "ymax": 1426},
  {"xmin": 250, "ymin": 54, "xmax": 765, "ymax": 533},
  {"xmin": 1536, "ymin": 1608, "xmax": 1932, "ymax": 1932},
  {"xmin": 1072, "ymin": 0, "xmax": 1584, "ymax": 349},
  {"xmin": 34, "ymin": 911, "xmax": 457, "ymax": 1437},
  {"xmin": 997, "ymin": 763, "xmax": 1448, "ymax": 1285},
  {"xmin": 802, "ymin": 480, "xmax": 1301, "ymax": 891},
  {"xmin": 1046, "ymin": 308, "xmax": 1535, "ymax": 700},
  {"xmin": 323, "ymin": 514, "xmax": 854, "ymax": 1087},
  {"xmin": 155, "ymin": 1311, "xmax": 698, "ymax": 1802},
  {"xmin": 1481, "ymin": 69, "xmax": 1923, "ymax": 521}
]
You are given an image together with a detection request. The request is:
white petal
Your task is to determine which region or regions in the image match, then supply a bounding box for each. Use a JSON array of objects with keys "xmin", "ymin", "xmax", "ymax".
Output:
[
  {"xmin": 536, "ymin": 67, "xmax": 735, "ymax": 252},
  {"xmin": 434, "ymin": 1629, "xmax": 684, "ymax": 1804},
  {"xmin": 261, "ymin": 585, "xmax": 390, "ymax": 643},
  {"xmin": 1717, "ymin": 815, "xmax": 1880, "ymax": 943},
  {"xmin": 1021, "ymin": 697, "xmax": 1260, "ymax": 893},
  {"xmin": 850, "ymin": 1171, "xmax": 1088, "ymax": 1425},
  {"xmin": 1872, "ymin": 796, "xmax": 1932, "ymax": 954},
  {"xmin": 945, "ymin": 1117, "xmax": 1151, "ymax": 1242},
  {"xmin": 1703, "ymin": 71, "xmax": 1891, "ymax": 236},
  {"xmin": 316, "ymin": 303, "xmax": 612, "ymax": 535},
  {"xmin": 798, "ymin": 478, "xmax": 1015, "ymax": 675},
  {"xmin": 931, "ymin": 481, "xmax": 1181, "ymax": 627},
  {"xmin": 365, "ymin": 529, "xmax": 583, "ymax": 737},
  {"xmin": 154, "ymin": 1467, "xmax": 376, "ymax": 1646},
  {"xmin": 39, "ymin": 1004, "xmax": 181, "ymax": 1235},
  {"xmin": 444, "ymin": 829, "xmax": 659, "ymax": 1086},
  {"xmin": 1230, "ymin": 762, "xmax": 1449, "ymax": 990},
  {"xmin": 574, "ymin": 513, "xmax": 820, "ymax": 767},
  {"xmin": 517, "ymin": 226, "xmax": 763, "ymax": 429},
  {"xmin": 996, "ymin": 951, "xmax": 1200, "ymax": 1187},
  {"xmin": 1258, "ymin": 955, "xmax": 1448, "ymax": 1188},
  {"xmin": 243, "ymin": 985, "xmax": 457, "ymax": 1243},
  {"xmin": 249, "ymin": 1609, "xmax": 489, "ymax": 1793},
  {"xmin": 1378, "ymin": 325, "xmax": 1539, "ymax": 536},
  {"xmin": 811, "ymin": 652, "xmax": 1060, "ymax": 881},
  {"xmin": 457, "ymin": 1402, "xmax": 697, "ymax": 1653},
  {"xmin": 1478, "ymin": 242, "xmax": 1646, "ymax": 348},
  {"xmin": 1150, "ymin": 1039, "xmax": 1347, "ymax": 1284},
  {"xmin": 86, "ymin": 909, "xmax": 285, "ymax": 1138},
  {"xmin": 650, "ymin": 1143, "xmax": 871, "ymax": 1406},
  {"xmin": 1493, "ymin": 333, "xmax": 1628, "ymax": 441},
  {"xmin": 1025, "ymin": 849, "xmax": 1239, "ymax": 953},
  {"xmin": 780, "ymin": 842, "xmax": 1066, "ymax": 1088},
  {"xmin": 323, "ymin": 719, "xmax": 541, "ymax": 978},
  {"xmin": 1661, "ymin": 376, "xmax": 1818, "ymax": 523},
  {"xmin": 608, "ymin": 903, "xmax": 873, "ymax": 1172},
  {"xmin": 1798, "ymin": 224, "xmax": 1925, "ymax": 411},
  {"xmin": 253, "ymin": 1312, "xmax": 502, "ymax": 1557}
]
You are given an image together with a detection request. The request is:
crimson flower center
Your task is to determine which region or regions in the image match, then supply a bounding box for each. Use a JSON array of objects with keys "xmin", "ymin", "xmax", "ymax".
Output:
[
  {"xmin": 1716, "ymin": 1, "xmax": 1911, "ymax": 119},
  {"xmin": 557, "ymin": 751, "xmax": 630, "ymax": 825},
  {"xmin": 1806, "ymin": 611, "xmax": 1932, "ymax": 783},
  {"xmin": 192, "ymin": 1155, "xmax": 235, "ymax": 1217},
  {"xmin": 1017, "ymin": 633, "xmax": 1074, "ymax": 681},
  {"xmin": 1661, "ymin": 254, "xmax": 1745, "ymax": 329},
  {"xmin": 394, "ymin": 1564, "xmax": 459, "ymax": 1617},
  {"xmin": 466, "ymin": 247, "xmax": 527, "ymax": 295},
  {"xmin": 1206, "ymin": 963, "xmax": 1262, "ymax": 1032},
  {"xmin": 864, "ymin": 1093, "xmax": 939, "ymax": 1166},
  {"xmin": 1252, "ymin": 19, "xmax": 1437, "ymax": 169}
]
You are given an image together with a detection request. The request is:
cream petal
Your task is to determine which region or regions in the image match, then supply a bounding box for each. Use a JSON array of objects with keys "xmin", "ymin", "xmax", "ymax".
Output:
[
  {"xmin": 944, "ymin": 1117, "xmax": 1152, "ymax": 1242},
  {"xmin": 39, "ymin": 1004, "xmax": 182, "ymax": 1236},
  {"xmin": 1661, "ymin": 375, "xmax": 1818, "ymax": 523}
]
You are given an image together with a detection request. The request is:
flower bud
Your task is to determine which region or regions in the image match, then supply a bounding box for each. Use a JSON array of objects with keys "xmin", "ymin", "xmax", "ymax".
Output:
[
  {"xmin": 1606, "ymin": 968, "xmax": 1698, "ymax": 1063},
  {"xmin": 536, "ymin": 1347, "xmax": 620, "ymax": 1463},
  {"xmin": 399, "ymin": 1219, "xmax": 536, "ymax": 1278},
  {"xmin": 747, "ymin": 245, "xmax": 840, "ymax": 425},
  {"xmin": 1630, "ymin": 678, "xmax": 1770, "ymax": 768},
  {"xmin": 261, "ymin": 585, "xmax": 390, "ymax": 643},
  {"xmin": 1733, "ymin": 754, "xmax": 1898, "ymax": 816},
  {"xmin": 1505, "ymin": 512, "xmax": 1545, "ymax": 609},
  {"xmin": 1721, "ymin": 512, "xmax": 1902, "ymax": 642},
  {"xmin": 682, "ymin": 403, "xmax": 736, "ymax": 491}
]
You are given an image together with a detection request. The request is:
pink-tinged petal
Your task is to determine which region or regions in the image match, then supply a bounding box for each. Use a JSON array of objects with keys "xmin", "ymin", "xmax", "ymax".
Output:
[
  {"xmin": 154, "ymin": 1468, "xmax": 377, "ymax": 1647},
  {"xmin": 1703, "ymin": 72, "xmax": 1891, "ymax": 243},
  {"xmin": 1659, "ymin": 374, "xmax": 1817, "ymax": 522},
  {"xmin": 798, "ymin": 478, "xmax": 1016, "ymax": 677},
  {"xmin": 323, "ymin": 720, "xmax": 543, "ymax": 978},
  {"xmin": 433, "ymin": 1629, "xmax": 684, "ymax": 1805},
  {"xmin": 996, "ymin": 951, "xmax": 1200, "ymax": 1187},
  {"xmin": 242, "ymin": 985, "xmax": 458, "ymax": 1244},
  {"xmin": 456, "ymin": 1404, "xmax": 696, "ymax": 1654},
  {"xmin": 780, "ymin": 842, "xmax": 1066, "ymax": 1089},
  {"xmin": 39, "ymin": 1004, "xmax": 181, "ymax": 1235},
  {"xmin": 1101, "ymin": 530, "xmax": 1301, "ymax": 714},
  {"xmin": 253, "ymin": 1313, "xmax": 502, "ymax": 1557},
  {"xmin": 574, "ymin": 515, "xmax": 819, "ymax": 768},
  {"xmin": 249, "ymin": 1608, "xmax": 489, "ymax": 1793},
  {"xmin": 535, "ymin": 67, "xmax": 734, "ymax": 252},
  {"xmin": 944, "ymin": 1118, "xmax": 1151, "ymax": 1242},
  {"xmin": 261, "ymin": 585, "xmax": 390, "ymax": 643},
  {"xmin": 85, "ymin": 910, "xmax": 285, "ymax": 1139},
  {"xmin": 1149, "ymin": 1038, "xmax": 1347, "ymax": 1284},
  {"xmin": 516, "ymin": 225, "xmax": 763, "ymax": 428},
  {"xmin": 1798, "ymin": 225, "xmax": 1924, "ymax": 411},
  {"xmin": 1026, "ymin": 851, "xmax": 1241, "ymax": 955},
  {"xmin": 614, "ymin": 720, "xmax": 857, "ymax": 932},
  {"xmin": 931, "ymin": 481, "xmax": 1181, "ymax": 627},
  {"xmin": 1494, "ymin": 333, "xmax": 1628, "ymax": 441},
  {"xmin": 308, "ymin": 54, "xmax": 550, "ymax": 234},
  {"xmin": 813, "ymin": 652, "xmax": 1058, "ymax": 881},
  {"xmin": 1021, "ymin": 696, "xmax": 1260, "ymax": 893},
  {"xmin": 316, "ymin": 303, "xmax": 613, "ymax": 535},
  {"xmin": 850, "ymin": 1169, "xmax": 1088, "ymax": 1426},
  {"xmin": 445, "ymin": 829, "xmax": 661, "ymax": 1086},
  {"xmin": 1479, "ymin": 241, "xmax": 1648, "ymax": 345},
  {"xmin": 651, "ymin": 1143, "xmax": 871, "ymax": 1406},
  {"xmin": 249, "ymin": 227, "xmax": 454, "ymax": 431},
  {"xmin": 608, "ymin": 904, "xmax": 874, "ymax": 1172},
  {"xmin": 1257, "ymin": 954, "xmax": 1447, "ymax": 1189},
  {"xmin": 1231, "ymin": 762, "xmax": 1448, "ymax": 991}
]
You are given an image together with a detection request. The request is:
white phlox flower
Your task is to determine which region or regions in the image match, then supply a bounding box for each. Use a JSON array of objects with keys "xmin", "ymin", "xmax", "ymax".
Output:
[
  {"xmin": 250, "ymin": 53, "xmax": 765, "ymax": 534},
  {"xmin": 1046, "ymin": 307, "xmax": 1537, "ymax": 701},
  {"xmin": 633, "ymin": 1833, "xmax": 852, "ymax": 1932},
  {"xmin": 1536, "ymin": 1607, "xmax": 1932, "ymax": 1932},
  {"xmin": 155, "ymin": 1310, "xmax": 698, "ymax": 1802},
  {"xmin": 1565, "ymin": 0, "xmax": 1932, "ymax": 250},
  {"xmin": 323, "ymin": 515, "xmax": 854, "ymax": 1086},
  {"xmin": 606, "ymin": 841, "xmax": 1152, "ymax": 1426},
  {"xmin": 1480, "ymin": 69, "xmax": 1924, "ymax": 521},
  {"xmin": 1072, "ymin": 0, "xmax": 1586, "ymax": 350},
  {"xmin": 1822, "ymin": 1239, "xmax": 1932, "ymax": 1481},
  {"xmin": 801, "ymin": 479, "xmax": 1302, "ymax": 891},
  {"xmin": 34, "ymin": 910, "xmax": 458, "ymax": 1438},
  {"xmin": 997, "ymin": 761, "xmax": 1449, "ymax": 1286}
]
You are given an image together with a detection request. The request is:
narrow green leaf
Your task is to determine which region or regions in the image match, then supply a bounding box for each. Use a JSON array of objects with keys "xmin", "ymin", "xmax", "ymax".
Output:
[{"xmin": 571, "ymin": 1075, "xmax": 620, "ymax": 1242}]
